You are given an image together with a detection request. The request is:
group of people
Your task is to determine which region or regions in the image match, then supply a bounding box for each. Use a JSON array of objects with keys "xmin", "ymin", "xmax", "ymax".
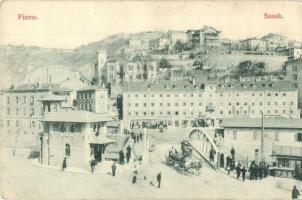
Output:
[
  {"xmin": 119, "ymin": 145, "xmax": 132, "ymax": 164},
  {"xmin": 248, "ymin": 161, "xmax": 270, "ymax": 180},
  {"xmin": 131, "ymin": 132, "xmax": 144, "ymax": 143}
]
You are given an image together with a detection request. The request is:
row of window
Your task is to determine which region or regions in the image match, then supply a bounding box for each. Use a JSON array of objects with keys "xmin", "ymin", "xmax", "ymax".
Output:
[
  {"xmin": 6, "ymin": 120, "xmax": 41, "ymax": 129},
  {"xmin": 126, "ymin": 109, "xmax": 295, "ymax": 117},
  {"xmin": 6, "ymin": 96, "xmax": 35, "ymax": 105},
  {"xmin": 231, "ymin": 131, "xmax": 302, "ymax": 142},
  {"xmin": 53, "ymin": 123, "xmax": 82, "ymax": 133},
  {"xmin": 6, "ymin": 108, "xmax": 36, "ymax": 116},
  {"xmin": 127, "ymin": 101, "xmax": 295, "ymax": 108},
  {"xmin": 126, "ymin": 92, "xmax": 290, "ymax": 98}
]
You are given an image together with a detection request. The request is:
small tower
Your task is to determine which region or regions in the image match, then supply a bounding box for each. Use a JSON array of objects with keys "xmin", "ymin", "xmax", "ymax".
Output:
[{"xmin": 95, "ymin": 50, "xmax": 107, "ymax": 86}]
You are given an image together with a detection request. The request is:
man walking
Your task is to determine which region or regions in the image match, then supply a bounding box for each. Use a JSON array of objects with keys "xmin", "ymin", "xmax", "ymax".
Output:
[
  {"xmin": 90, "ymin": 159, "xmax": 96, "ymax": 173},
  {"xmin": 62, "ymin": 157, "xmax": 67, "ymax": 171},
  {"xmin": 231, "ymin": 147, "xmax": 235, "ymax": 161},
  {"xmin": 236, "ymin": 164, "xmax": 241, "ymax": 179},
  {"xmin": 157, "ymin": 172, "xmax": 162, "ymax": 188},
  {"xmin": 111, "ymin": 162, "xmax": 116, "ymax": 177},
  {"xmin": 292, "ymin": 186, "xmax": 300, "ymax": 200},
  {"xmin": 241, "ymin": 166, "xmax": 247, "ymax": 182},
  {"xmin": 119, "ymin": 151, "xmax": 124, "ymax": 165},
  {"xmin": 126, "ymin": 145, "xmax": 131, "ymax": 163}
]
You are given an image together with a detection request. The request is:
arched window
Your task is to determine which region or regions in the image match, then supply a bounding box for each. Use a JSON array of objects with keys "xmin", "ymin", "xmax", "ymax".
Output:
[{"xmin": 65, "ymin": 144, "xmax": 70, "ymax": 157}]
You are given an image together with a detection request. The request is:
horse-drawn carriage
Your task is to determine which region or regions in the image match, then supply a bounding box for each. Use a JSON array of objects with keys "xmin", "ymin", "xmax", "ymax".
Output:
[{"xmin": 165, "ymin": 140, "xmax": 203, "ymax": 175}]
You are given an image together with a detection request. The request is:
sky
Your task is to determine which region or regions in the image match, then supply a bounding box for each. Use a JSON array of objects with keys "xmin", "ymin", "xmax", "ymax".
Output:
[{"xmin": 0, "ymin": 1, "xmax": 302, "ymax": 49}]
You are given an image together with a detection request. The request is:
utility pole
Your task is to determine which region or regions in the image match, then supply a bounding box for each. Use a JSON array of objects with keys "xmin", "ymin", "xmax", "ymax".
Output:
[{"xmin": 261, "ymin": 112, "xmax": 264, "ymax": 162}]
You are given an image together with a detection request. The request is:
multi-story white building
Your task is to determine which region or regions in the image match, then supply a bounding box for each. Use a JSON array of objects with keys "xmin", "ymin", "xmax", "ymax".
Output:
[
  {"xmin": 94, "ymin": 50, "xmax": 157, "ymax": 86},
  {"xmin": 76, "ymin": 86, "xmax": 109, "ymax": 113},
  {"xmin": 122, "ymin": 80, "xmax": 300, "ymax": 129},
  {"xmin": 105, "ymin": 60, "xmax": 157, "ymax": 86},
  {"xmin": 239, "ymin": 38, "xmax": 266, "ymax": 52},
  {"xmin": 2, "ymin": 84, "xmax": 52, "ymax": 147},
  {"xmin": 262, "ymin": 33, "xmax": 288, "ymax": 51},
  {"xmin": 187, "ymin": 26, "xmax": 221, "ymax": 48},
  {"xmin": 1, "ymin": 79, "xmax": 88, "ymax": 148},
  {"xmin": 167, "ymin": 31, "xmax": 188, "ymax": 45}
]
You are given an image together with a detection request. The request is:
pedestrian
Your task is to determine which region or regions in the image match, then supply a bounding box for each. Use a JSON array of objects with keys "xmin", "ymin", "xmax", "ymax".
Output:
[
  {"xmin": 140, "ymin": 132, "xmax": 143, "ymax": 140},
  {"xmin": 111, "ymin": 162, "xmax": 116, "ymax": 177},
  {"xmin": 254, "ymin": 164, "xmax": 258, "ymax": 180},
  {"xmin": 136, "ymin": 135, "xmax": 140, "ymax": 142},
  {"xmin": 292, "ymin": 186, "xmax": 300, "ymax": 200},
  {"xmin": 220, "ymin": 153, "xmax": 225, "ymax": 168},
  {"xmin": 119, "ymin": 151, "xmax": 125, "ymax": 165},
  {"xmin": 157, "ymin": 172, "xmax": 162, "ymax": 188},
  {"xmin": 90, "ymin": 159, "xmax": 96, "ymax": 173},
  {"xmin": 259, "ymin": 164, "xmax": 263, "ymax": 180},
  {"xmin": 132, "ymin": 173, "xmax": 137, "ymax": 184},
  {"xmin": 126, "ymin": 145, "xmax": 131, "ymax": 163},
  {"xmin": 231, "ymin": 147, "xmax": 235, "ymax": 161},
  {"xmin": 209, "ymin": 148, "xmax": 214, "ymax": 162},
  {"xmin": 62, "ymin": 157, "xmax": 67, "ymax": 171},
  {"xmin": 225, "ymin": 155, "xmax": 231, "ymax": 170},
  {"xmin": 241, "ymin": 166, "xmax": 247, "ymax": 182},
  {"xmin": 265, "ymin": 164, "xmax": 270, "ymax": 177},
  {"xmin": 236, "ymin": 164, "xmax": 241, "ymax": 179}
]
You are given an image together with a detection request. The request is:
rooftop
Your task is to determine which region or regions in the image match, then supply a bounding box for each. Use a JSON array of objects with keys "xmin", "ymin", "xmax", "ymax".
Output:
[
  {"xmin": 222, "ymin": 118, "xmax": 302, "ymax": 129},
  {"xmin": 38, "ymin": 94, "xmax": 66, "ymax": 101},
  {"xmin": 42, "ymin": 110, "xmax": 114, "ymax": 123},
  {"xmin": 77, "ymin": 85, "xmax": 108, "ymax": 92}
]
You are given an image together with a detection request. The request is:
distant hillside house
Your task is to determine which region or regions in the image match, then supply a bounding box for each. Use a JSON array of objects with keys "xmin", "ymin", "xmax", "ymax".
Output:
[
  {"xmin": 239, "ymin": 38, "xmax": 266, "ymax": 53},
  {"xmin": 149, "ymin": 37, "xmax": 170, "ymax": 50},
  {"xmin": 167, "ymin": 30, "xmax": 188, "ymax": 45},
  {"xmin": 279, "ymin": 48, "xmax": 302, "ymax": 60},
  {"xmin": 262, "ymin": 33, "xmax": 288, "ymax": 51},
  {"xmin": 187, "ymin": 26, "xmax": 221, "ymax": 48}
]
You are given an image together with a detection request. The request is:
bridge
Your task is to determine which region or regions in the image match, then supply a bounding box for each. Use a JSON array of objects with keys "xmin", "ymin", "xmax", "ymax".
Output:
[{"xmin": 187, "ymin": 128, "xmax": 221, "ymax": 170}]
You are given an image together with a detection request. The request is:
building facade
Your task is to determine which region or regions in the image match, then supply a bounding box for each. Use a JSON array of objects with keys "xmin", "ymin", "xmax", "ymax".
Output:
[
  {"xmin": 284, "ymin": 58, "xmax": 302, "ymax": 109},
  {"xmin": 149, "ymin": 37, "xmax": 170, "ymax": 50},
  {"xmin": 167, "ymin": 31, "xmax": 188, "ymax": 45},
  {"xmin": 239, "ymin": 38, "xmax": 266, "ymax": 52},
  {"xmin": 262, "ymin": 33, "xmax": 288, "ymax": 51},
  {"xmin": 40, "ymin": 110, "xmax": 115, "ymax": 168},
  {"xmin": 187, "ymin": 26, "xmax": 221, "ymax": 48},
  {"xmin": 105, "ymin": 60, "xmax": 157, "ymax": 86},
  {"xmin": 279, "ymin": 48, "xmax": 302, "ymax": 60},
  {"xmin": 2, "ymin": 84, "xmax": 51, "ymax": 147},
  {"xmin": 76, "ymin": 86, "xmax": 109, "ymax": 113},
  {"xmin": 122, "ymin": 80, "xmax": 299, "ymax": 129},
  {"xmin": 222, "ymin": 118, "xmax": 302, "ymax": 167}
]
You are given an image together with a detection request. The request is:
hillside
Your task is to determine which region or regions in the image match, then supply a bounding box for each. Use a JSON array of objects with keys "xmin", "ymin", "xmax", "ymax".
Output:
[{"xmin": 0, "ymin": 31, "xmax": 163, "ymax": 89}]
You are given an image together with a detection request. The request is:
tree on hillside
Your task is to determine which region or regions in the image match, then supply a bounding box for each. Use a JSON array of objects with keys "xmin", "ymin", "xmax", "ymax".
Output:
[
  {"xmin": 174, "ymin": 40, "xmax": 185, "ymax": 53},
  {"xmin": 159, "ymin": 58, "xmax": 172, "ymax": 69},
  {"xmin": 236, "ymin": 60, "xmax": 267, "ymax": 77}
]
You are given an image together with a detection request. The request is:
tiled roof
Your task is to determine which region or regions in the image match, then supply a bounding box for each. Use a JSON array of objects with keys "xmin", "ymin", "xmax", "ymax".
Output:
[
  {"xmin": 37, "ymin": 94, "xmax": 66, "ymax": 101},
  {"xmin": 77, "ymin": 85, "xmax": 107, "ymax": 92},
  {"xmin": 222, "ymin": 118, "xmax": 302, "ymax": 129},
  {"xmin": 216, "ymin": 80, "xmax": 296, "ymax": 92},
  {"xmin": 42, "ymin": 110, "xmax": 114, "ymax": 123},
  {"xmin": 122, "ymin": 80, "xmax": 199, "ymax": 92}
]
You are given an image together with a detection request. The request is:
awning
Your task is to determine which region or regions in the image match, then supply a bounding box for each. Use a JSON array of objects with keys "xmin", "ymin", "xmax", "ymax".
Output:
[{"xmin": 89, "ymin": 137, "xmax": 116, "ymax": 145}]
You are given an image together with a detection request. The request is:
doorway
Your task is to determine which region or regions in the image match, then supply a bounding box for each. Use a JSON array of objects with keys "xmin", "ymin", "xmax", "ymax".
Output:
[{"xmin": 90, "ymin": 143, "xmax": 105, "ymax": 162}]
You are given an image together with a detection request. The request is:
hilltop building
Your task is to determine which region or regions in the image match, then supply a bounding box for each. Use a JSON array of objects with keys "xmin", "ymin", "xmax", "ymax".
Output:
[
  {"xmin": 121, "ymin": 79, "xmax": 299, "ymax": 129},
  {"xmin": 187, "ymin": 26, "xmax": 221, "ymax": 48},
  {"xmin": 262, "ymin": 33, "xmax": 288, "ymax": 51},
  {"xmin": 94, "ymin": 50, "xmax": 157, "ymax": 86},
  {"xmin": 167, "ymin": 30, "xmax": 188, "ymax": 45},
  {"xmin": 239, "ymin": 38, "xmax": 266, "ymax": 53}
]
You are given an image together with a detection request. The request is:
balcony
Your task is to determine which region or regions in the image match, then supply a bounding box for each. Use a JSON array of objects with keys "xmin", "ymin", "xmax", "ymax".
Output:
[{"xmin": 272, "ymin": 144, "xmax": 302, "ymax": 158}]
